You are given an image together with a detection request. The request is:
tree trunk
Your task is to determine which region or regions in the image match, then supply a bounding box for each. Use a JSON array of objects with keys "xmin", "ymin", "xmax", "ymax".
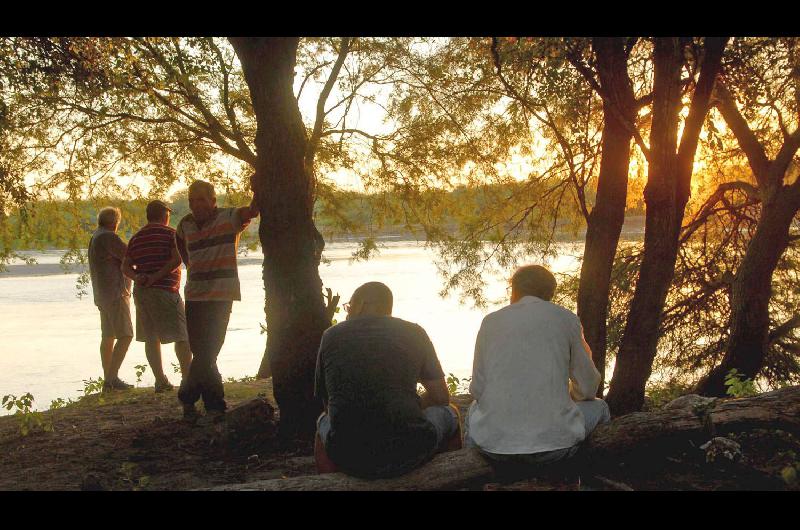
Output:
[
  {"xmin": 605, "ymin": 38, "xmax": 686, "ymax": 415},
  {"xmin": 230, "ymin": 37, "xmax": 329, "ymax": 437},
  {"xmin": 605, "ymin": 37, "xmax": 726, "ymax": 415},
  {"xmin": 577, "ymin": 37, "xmax": 636, "ymax": 395},
  {"xmin": 695, "ymin": 188, "xmax": 800, "ymax": 396}
]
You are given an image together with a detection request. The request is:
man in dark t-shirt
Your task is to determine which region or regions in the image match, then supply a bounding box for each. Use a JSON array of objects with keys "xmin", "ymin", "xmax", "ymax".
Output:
[{"xmin": 314, "ymin": 282, "xmax": 461, "ymax": 478}]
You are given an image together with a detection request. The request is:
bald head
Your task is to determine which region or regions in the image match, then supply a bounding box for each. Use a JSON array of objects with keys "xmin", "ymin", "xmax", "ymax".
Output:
[{"xmin": 347, "ymin": 282, "xmax": 393, "ymax": 319}]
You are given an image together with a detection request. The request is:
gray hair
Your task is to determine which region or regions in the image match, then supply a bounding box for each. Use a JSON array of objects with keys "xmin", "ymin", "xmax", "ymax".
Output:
[
  {"xmin": 511, "ymin": 264, "xmax": 557, "ymax": 301},
  {"xmin": 97, "ymin": 206, "xmax": 121, "ymax": 229}
]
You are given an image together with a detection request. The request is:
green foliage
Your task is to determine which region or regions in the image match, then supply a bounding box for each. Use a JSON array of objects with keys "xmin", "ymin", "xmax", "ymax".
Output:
[
  {"xmin": 781, "ymin": 450, "xmax": 800, "ymax": 487},
  {"xmin": 79, "ymin": 377, "xmax": 105, "ymax": 405},
  {"xmin": 49, "ymin": 397, "xmax": 75, "ymax": 410},
  {"xmin": 642, "ymin": 380, "xmax": 694, "ymax": 411},
  {"xmin": 224, "ymin": 375, "xmax": 257, "ymax": 384},
  {"xmin": 445, "ymin": 373, "xmax": 471, "ymax": 396},
  {"xmin": 134, "ymin": 364, "xmax": 147, "ymax": 384},
  {"xmin": 724, "ymin": 369, "xmax": 759, "ymax": 398},
  {"xmin": 2, "ymin": 392, "xmax": 52, "ymax": 436},
  {"xmin": 119, "ymin": 462, "xmax": 150, "ymax": 491}
]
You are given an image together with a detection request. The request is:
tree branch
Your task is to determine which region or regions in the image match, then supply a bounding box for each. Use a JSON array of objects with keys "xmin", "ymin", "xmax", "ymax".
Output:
[
  {"xmin": 768, "ymin": 315, "xmax": 800, "ymax": 346},
  {"xmin": 714, "ymin": 80, "xmax": 772, "ymax": 187},
  {"xmin": 307, "ymin": 37, "xmax": 352, "ymax": 167},
  {"xmin": 207, "ymin": 37, "xmax": 256, "ymax": 165},
  {"xmin": 566, "ymin": 38, "xmax": 651, "ymax": 161},
  {"xmin": 676, "ymin": 36, "xmax": 729, "ymax": 201}
]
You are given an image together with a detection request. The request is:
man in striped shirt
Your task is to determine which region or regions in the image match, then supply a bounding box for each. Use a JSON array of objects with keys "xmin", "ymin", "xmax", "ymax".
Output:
[
  {"xmin": 122, "ymin": 200, "xmax": 192, "ymax": 393},
  {"xmin": 175, "ymin": 179, "xmax": 259, "ymax": 421}
]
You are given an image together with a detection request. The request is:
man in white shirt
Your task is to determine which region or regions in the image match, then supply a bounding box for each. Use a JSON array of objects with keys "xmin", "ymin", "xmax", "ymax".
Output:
[{"xmin": 466, "ymin": 264, "xmax": 610, "ymax": 465}]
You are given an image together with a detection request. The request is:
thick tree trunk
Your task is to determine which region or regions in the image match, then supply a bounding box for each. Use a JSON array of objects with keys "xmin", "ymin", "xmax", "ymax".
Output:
[
  {"xmin": 208, "ymin": 386, "xmax": 800, "ymax": 490},
  {"xmin": 606, "ymin": 38, "xmax": 726, "ymax": 415},
  {"xmin": 577, "ymin": 37, "xmax": 636, "ymax": 395},
  {"xmin": 605, "ymin": 38, "xmax": 686, "ymax": 415},
  {"xmin": 695, "ymin": 189, "xmax": 800, "ymax": 396},
  {"xmin": 230, "ymin": 37, "xmax": 329, "ymax": 437}
]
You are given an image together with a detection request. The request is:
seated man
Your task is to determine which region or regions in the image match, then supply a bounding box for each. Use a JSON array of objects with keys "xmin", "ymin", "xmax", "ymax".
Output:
[
  {"xmin": 466, "ymin": 265, "xmax": 610, "ymax": 467},
  {"xmin": 314, "ymin": 282, "xmax": 461, "ymax": 478}
]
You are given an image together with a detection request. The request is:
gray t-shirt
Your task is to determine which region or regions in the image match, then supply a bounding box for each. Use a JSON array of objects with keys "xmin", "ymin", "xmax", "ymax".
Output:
[
  {"xmin": 314, "ymin": 315, "xmax": 445, "ymax": 478},
  {"xmin": 88, "ymin": 227, "xmax": 131, "ymax": 307}
]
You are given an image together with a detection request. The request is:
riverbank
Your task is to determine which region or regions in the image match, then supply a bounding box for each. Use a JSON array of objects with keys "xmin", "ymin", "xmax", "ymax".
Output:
[
  {"xmin": 0, "ymin": 380, "xmax": 314, "ymax": 490},
  {"xmin": 1, "ymin": 379, "xmax": 798, "ymax": 491}
]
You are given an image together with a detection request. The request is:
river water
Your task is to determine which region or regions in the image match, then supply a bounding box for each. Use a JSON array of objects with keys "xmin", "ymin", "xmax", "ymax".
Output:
[{"xmin": 0, "ymin": 241, "xmax": 584, "ymax": 414}]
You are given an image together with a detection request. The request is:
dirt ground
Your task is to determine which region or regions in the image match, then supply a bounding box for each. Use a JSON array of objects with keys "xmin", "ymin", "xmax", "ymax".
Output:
[
  {"xmin": 0, "ymin": 380, "xmax": 316, "ymax": 491},
  {"xmin": 1, "ymin": 383, "xmax": 798, "ymax": 491}
]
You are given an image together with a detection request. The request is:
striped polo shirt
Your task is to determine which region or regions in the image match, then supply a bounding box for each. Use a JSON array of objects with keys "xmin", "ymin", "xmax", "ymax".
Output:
[
  {"xmin": 176, "ymin": 207, "xmax": 244, "ymax": 302},
  {"xmin": 125, "ymin": 224, "xmax": 181, "ymax": 293}
]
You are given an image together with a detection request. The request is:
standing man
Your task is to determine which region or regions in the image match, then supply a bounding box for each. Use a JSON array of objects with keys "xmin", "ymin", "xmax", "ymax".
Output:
[
  {"xmin": 88, "ymin": 206, "xmax": 133, "ymax": 391},
  {"xmin": 122, "ymin": 200, "xmax": 192, "ymax": 393},
  {"xmin": 466, "ymin": 265, "xmax": 610, "ymax": 467},
  {"xmin": 175, "ymin": 179, "xmax": 259, "ymax": 421}
]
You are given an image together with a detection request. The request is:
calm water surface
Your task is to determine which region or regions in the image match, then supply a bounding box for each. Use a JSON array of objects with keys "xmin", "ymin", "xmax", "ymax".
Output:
[{"xmin": 0, "ymin": 241, "xmax": 581, "ymax": 413}]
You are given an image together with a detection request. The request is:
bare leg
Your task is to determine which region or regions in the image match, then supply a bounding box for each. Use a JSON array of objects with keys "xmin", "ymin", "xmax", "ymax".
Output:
[
  {"xmin": 100, "ymin": 337, "xmax": 114, "ymax": 379},
  {"xmin": 174, "ymin": 341, "xmax": 192, "ymax": 378},
  {"xmin": 144, "ymin": 340, "xmax": 168, "ymax": 383},
  {"xmin": 108, "ymin": 336, "xmax": 132, "ymax": 380}
]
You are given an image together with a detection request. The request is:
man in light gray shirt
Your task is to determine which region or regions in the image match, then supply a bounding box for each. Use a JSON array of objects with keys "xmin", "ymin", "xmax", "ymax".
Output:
[
  {"xmin": 88, "ymin": 206, "xmax": 133, "ymax": 391},
  {"xmin": 466, "ymin": 264, "xmax": 610, "ymax": 465}
]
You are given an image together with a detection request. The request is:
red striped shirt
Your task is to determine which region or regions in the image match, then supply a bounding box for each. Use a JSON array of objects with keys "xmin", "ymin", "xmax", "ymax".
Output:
[{"xmin": 126, "ymin": 224, "xmax": 180, "ymax": 293}]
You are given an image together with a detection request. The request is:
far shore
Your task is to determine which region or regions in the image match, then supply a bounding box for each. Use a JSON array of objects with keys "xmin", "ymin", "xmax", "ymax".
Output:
[{"xmin": 2, "ymin": 217, "xmax": 646, "ymax": 280}]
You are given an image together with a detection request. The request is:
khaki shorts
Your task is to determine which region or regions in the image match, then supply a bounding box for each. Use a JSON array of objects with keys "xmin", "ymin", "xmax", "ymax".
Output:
[
  {"xmin": 99, "ymin": 297, "xmax": 133, "ymax": 339},
  {"xmin": 133, "ymin": 287, "xmax": 189, "ymax": 344}
]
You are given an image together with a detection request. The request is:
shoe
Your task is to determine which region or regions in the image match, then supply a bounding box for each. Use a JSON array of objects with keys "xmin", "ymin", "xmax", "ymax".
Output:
[
  {"xmin": 103, "ymin": 377, "xmax": 133, "ymax": 392},
  {"xmin": 155, "ymin": 379, "xmax": 174, "ymax": 393},
  {"xmin": 182, "ymin": 404, "xmax": 200, "ymax": 422}
]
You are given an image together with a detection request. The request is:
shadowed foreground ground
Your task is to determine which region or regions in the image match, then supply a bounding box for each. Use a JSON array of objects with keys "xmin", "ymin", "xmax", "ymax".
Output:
[{"xmin": 1, "ymin": 381, "xmax": 798, "ymax": 491}]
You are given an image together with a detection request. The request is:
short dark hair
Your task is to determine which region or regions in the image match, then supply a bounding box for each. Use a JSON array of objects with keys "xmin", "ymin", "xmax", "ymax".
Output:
[
  {"xmin": 511, "ymin": 265, "xmax": 557, "ymax": 301},
  {"xmin": 350, "ymin": 281, "xmax": 393, "ymax": 315},
  {"xmin": 145, "ymin": 200, "xmax": 171, "ymax": 222}
]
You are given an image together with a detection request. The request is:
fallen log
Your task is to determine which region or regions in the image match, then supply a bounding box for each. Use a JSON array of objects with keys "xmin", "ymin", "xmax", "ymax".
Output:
[
  {"xmin": 208, "ymin": 386, "xmax": 800, "ymax": 491},
  {"xmin": 211, "ymin": 448, "xmax": 493, "ymax": 491},
  {"xmin": 583, "ymin": 385, "xmax": 800, "ymax": 461}
]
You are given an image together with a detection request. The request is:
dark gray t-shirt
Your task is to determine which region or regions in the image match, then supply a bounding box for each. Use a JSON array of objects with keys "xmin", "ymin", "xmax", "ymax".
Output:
[
  {"xmin": 88, "ymin": 228, "xmax": 131, "ymax": 307},
  {"xmin": 314, "ymin": 315, "xmax": 445, "ymax": 477}
]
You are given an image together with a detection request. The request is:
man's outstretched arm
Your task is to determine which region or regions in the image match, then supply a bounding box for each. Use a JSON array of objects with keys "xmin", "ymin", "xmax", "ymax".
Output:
[{"xmin": 236, "ymin": 173, "xmax": 261, "ymax": 229}]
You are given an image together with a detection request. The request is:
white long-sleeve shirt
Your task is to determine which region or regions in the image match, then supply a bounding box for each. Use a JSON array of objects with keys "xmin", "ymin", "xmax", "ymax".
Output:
[{"xmin": 468, "ymin": 296, "xmax": 601, "ymax": 454}]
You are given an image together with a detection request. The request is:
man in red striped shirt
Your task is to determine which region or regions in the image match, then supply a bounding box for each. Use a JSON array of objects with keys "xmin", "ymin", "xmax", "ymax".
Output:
[{"xmin": 122, "ymin": 200, "xmax": 192, "ymax": 393}]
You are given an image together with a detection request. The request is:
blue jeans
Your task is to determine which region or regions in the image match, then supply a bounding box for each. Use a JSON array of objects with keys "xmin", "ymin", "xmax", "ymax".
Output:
[{"xmin": 465, "ymin": 399, "xmax": 611, "ymax": 465}]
